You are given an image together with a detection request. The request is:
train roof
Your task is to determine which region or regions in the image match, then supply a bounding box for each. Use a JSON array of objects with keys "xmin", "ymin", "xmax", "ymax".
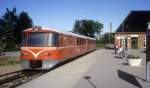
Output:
[{"xmin": 24, "ymin": 27, "xmax": 96, "ymax": 40}]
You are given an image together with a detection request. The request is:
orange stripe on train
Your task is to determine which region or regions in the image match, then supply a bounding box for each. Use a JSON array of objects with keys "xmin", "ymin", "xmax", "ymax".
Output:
[{"xmin": 21, "ymin": 49, "xmax": 62, "ymax": 60}]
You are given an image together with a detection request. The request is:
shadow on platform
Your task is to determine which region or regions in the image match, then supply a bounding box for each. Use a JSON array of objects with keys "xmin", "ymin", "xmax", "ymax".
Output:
[
  {"xmin": 114, "ymin": 55, "xmax": 122, "ymax": 59},
  {"xmin": 121, "ymin": 63, "xmax": 128, "ymax": 65},
  {"xmin": 117, "ymin": 69, "xmax": 143, "ymax": 88}
]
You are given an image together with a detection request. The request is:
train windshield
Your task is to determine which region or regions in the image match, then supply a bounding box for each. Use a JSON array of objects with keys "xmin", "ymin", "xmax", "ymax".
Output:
[
  {"xmin": 22, "ymin": 32, "xmax": 59, "ymax": 47},
  {"xmin": 27, "ymin": 32, "xmax": 46, "ymax": 46}
]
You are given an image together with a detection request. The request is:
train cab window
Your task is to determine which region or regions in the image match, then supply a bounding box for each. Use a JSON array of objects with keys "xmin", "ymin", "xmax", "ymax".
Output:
[
  {"xmin": 27, "ymin": 32, "xmax": 46, "ymax": 46},
  {"xmin": 48, "ymin": 33, "xmax": 59, "ymax": 46}
]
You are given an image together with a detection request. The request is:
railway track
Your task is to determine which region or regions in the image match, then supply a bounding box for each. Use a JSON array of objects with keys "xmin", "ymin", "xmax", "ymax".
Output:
[
  {"xmin": 0, "ymin": 69, "xmax": 48, "ymax": 88},
  {"xmin": 0, "ymin": 50, "xmax": 96, "ymax": 88}
]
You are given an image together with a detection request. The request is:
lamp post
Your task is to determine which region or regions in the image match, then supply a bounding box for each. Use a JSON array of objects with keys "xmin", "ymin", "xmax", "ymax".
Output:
[
  {"xmin": 1, "ymin": 36, "xmax": 5, "ymax": 57},
  {"xmin": 122, "ymin": 21, "xmax": 125, "ymax": 48},
  {"xmin": 146, "ymin": 22, "xmax": 150, "ymax": 81},
  {"xmin": 109, "ymin": 22, "xmax": 112, "ymax": 44}
]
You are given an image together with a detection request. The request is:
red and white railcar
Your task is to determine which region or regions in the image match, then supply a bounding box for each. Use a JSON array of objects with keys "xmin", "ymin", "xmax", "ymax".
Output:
[{"xmin": 20, "ymin": 26, "xmax": 96, "ymax": 69}]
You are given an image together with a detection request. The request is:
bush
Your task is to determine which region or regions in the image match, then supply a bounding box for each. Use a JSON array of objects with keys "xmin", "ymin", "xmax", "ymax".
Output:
[{"xmin": 0, "ymin": 56, "xmax": 20, "ymax": 66}]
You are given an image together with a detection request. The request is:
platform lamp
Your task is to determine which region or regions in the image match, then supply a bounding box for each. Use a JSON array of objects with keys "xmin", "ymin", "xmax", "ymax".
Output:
[{"xmin": 146, "ymin": 21, "xmax": 150, "ymax": 81}]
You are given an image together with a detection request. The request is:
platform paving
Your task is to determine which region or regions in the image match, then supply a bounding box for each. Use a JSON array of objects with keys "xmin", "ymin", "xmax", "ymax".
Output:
[{"xmin": 18, "ymin": 49, "xmax": 150, "ymax": 88}]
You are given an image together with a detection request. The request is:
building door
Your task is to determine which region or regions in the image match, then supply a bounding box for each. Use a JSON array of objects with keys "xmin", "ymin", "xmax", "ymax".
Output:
[{"xmin": 131, "ymin": 37, "xmax": 138, "ymax": 49}]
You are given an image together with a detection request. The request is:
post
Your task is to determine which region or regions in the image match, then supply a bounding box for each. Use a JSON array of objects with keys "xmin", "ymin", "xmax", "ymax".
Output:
[
  {"xmin": 109, "ymin": 22, "xmax": 112, "ymax": 44},
  {"xmin": 122, "ymin": 22, "xmax": 125, "ymax": 48},
  {"xmin": 146, "ymin": 22, "xmax": 150, "ymax": 81},
  {"xmin": 1, "ymin": 36, "xmax": 5, "ymax": 57},
  {"xmin": 0, "ymin": 37, "xmax": 2, "ymax": 57}
]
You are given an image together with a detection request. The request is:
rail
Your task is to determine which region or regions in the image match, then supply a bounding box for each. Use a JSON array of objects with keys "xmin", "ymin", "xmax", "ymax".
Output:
[{"xmin": 0, "ymin": 69, "xmax": 47, "ymax": 88}]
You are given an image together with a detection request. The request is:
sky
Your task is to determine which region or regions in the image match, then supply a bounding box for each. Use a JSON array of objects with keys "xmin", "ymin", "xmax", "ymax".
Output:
[{"xmin": 0, "ymin": 0, "xmax": 150, "ymax": 33}]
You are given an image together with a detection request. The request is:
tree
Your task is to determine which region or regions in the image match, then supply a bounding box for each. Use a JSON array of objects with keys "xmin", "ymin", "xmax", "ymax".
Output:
[
  {"xmin": 73, "ymin": 19, "xmax": 103, "ymax": 38},
  {"xmin": 0, "ymin": 8, "xmax": 33, "ymax": 51},
  {"xmin": 0, "ymin": 18, "xmax": 5, "ymax": 37},
  {"xmin": 0, "ymin": 8, "xmax": 18, "ymax": 51},
  {"xmin": 102, "ymin": 33, "xmax": 114, "ymax": 44},
  {"xmin": 16, "ymin": 11, "xmax": 33, "ymax": 45}
]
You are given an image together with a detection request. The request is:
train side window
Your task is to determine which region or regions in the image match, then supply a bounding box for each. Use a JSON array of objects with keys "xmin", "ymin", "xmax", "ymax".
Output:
[
  {"xmin": 77, "ymin": 38, "xmax": 79, "ymax": 45},
  {"xmin": 75, "ymin": 38, "xmax": 77, "ymax": 45},
  {"xmin": 83, "ymin": 39, "xmax": 85, "ymax": 45},
  {"xmin": 63, "ymin": 36, "xmax": 68, "ymax": 46},
  {"xmin": 53, "ymin": 34, "xmax": 59, "ymax": 46},
  {"xmin": 59, "ymin": 34, "xmax": 63, "ymax": 46},
  {"xmin": 77, "ymin": 38, "xmax": 80, "ymax": 45},
  {"xmin": 86, "ymin": 39, "xmax": 88, "ymax": 45},
  {"xmin": 48, "ymin": 33, "xmax": 59, "ymax": 47}
]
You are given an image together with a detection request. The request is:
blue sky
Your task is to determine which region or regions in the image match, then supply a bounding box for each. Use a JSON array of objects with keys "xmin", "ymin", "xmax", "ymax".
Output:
[{"xmin": 0, "ymin": 0, "xmax": 150, "ymax": 33}]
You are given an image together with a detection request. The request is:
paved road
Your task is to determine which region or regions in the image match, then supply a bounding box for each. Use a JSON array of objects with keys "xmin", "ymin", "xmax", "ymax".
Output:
[{"xmin": 18, "ymin": 49, "xmax": 150, "ymax": 88}]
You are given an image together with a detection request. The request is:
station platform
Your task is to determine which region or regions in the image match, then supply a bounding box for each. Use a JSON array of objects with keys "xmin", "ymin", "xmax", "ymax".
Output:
[{"xmin": 18, "ymin": 49, "xmax": 150, "ymax": 88}]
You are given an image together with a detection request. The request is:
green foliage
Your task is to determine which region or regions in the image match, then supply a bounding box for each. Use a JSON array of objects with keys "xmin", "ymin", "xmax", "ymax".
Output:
[
  {"xmin": 0, "ymin": 8, "xmax": 17, "ymax": 51},
  {"xmin": 96, "ymin": 39, "xmax": 105, "ymax": 48},
  {"xmin": 73, "ymin": 19, "xmax": 103, "ymax": 38},
  {"xmin": 0, "ymin": 56, "xmax": 20, "ymax": 66},
  {"xmin": 16, "ymin": 11, "xmax": 33, "ymax": 44},
  {"xmin": 102, "ymin": 32, "xmax": 114, "ymax": 44},
  {"xmin": 0, "ymin": 8, "xmax": 33, "ymax": 51},
  {"xmin": 95, "ymin": 33, "xmax": 115, "ymax": 49}
]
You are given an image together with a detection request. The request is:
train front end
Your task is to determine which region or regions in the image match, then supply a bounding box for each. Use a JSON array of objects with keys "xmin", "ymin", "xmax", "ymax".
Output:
[{"xmin": 20, "ymin": 27, "xmax": 61, "ymax": 69}]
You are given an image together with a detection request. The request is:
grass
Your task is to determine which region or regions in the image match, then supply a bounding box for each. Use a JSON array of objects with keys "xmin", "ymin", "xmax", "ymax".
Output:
[
  {"xmin": 96, "ymin": 43, "xmax": 105, "ymax": 49},
  {"xmin": 0, "ymin": 56, "xmax": 20, "ymax": 66}
]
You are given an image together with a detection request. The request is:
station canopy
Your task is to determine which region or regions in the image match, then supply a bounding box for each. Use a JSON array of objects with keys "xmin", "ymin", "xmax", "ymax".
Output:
[{"xmin": 116, "ymin": 10, "xmax": 150, "ymax": 33}]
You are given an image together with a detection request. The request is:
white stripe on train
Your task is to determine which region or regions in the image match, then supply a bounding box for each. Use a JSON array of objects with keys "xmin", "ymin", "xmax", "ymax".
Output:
[{"xmin": 24, "ymin": 49, "xmax": 49, "ymax": 58}]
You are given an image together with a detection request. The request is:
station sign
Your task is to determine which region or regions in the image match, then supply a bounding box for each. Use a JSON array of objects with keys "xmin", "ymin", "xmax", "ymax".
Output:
[{"xmin": 131, "ymin": 34, "xmax": 138, "ymax": 37}]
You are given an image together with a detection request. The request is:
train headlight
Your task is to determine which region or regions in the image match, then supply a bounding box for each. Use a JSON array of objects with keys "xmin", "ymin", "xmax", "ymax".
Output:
[
  {"xmin": 44, "ymin": 52, "xmax": 51, "ymax": 56},
  {"xmin": 21, "ymin": 52, "xmax": 28, "ymax": 56}
]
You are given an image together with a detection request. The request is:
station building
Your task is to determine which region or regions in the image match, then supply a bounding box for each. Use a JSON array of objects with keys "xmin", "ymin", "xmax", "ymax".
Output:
[{"xmin": 115, "ymin": 11, "xmax": 150, "ymax": 49}]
